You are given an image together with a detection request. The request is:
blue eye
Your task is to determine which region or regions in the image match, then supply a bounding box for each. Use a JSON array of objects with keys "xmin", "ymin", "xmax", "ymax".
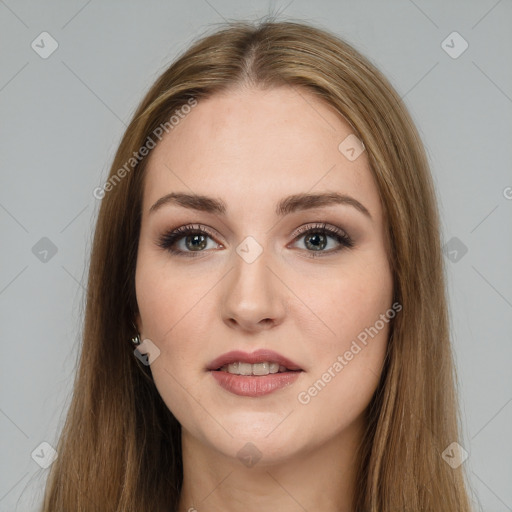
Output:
[
  {"xmin": 291, "ymin": 223, "xmax": 354, "ymax": 257},
  {"xmin": 157, "ymin": 222, "xmax": 354, "ymax": 258},
  {"xmin": 156, "ymin": 224, "xmax": 220, "ymax": 258}
]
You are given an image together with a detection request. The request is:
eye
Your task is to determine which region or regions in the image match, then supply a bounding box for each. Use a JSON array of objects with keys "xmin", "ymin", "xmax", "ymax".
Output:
[
  {"xmin": 156, "ymin": 224, "xmax": 222, "ymax": 258},
  {"xmin": 290, "ymin": 222, "xmax": 354, "ymax": 258}
]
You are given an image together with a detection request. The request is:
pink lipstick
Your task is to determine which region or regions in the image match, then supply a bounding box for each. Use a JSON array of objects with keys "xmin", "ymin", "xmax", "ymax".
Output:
[{"xmin": 207, "ymin": 349, "xmax": 303, "ymax": 397}]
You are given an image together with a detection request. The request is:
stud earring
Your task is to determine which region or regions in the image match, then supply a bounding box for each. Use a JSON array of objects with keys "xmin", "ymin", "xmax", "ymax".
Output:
[{"xmin": 130, "ymin": 320, "xmax": 141, "ymax": 346}]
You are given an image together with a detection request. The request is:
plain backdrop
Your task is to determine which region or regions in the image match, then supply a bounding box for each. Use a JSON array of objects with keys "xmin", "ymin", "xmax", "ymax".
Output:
[{"xmin": 0, "ymin": 1, "xmax": 511, "ymax": 510}]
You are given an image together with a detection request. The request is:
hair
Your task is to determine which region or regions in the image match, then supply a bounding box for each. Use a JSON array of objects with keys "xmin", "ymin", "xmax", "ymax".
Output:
[{"xmin": 40, "ymin": 16, "xmax": 473, "ymax": 512}]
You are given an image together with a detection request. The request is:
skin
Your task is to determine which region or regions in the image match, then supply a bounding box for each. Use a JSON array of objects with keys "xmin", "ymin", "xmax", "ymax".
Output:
[{"xmin": 134, "ymin": 85, "xmax": 394, "ymax": 512}]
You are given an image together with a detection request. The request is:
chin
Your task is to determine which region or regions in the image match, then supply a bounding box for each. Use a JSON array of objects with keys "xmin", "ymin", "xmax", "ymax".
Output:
[
  {"xmin": 218, "ymin": 434, "xmax": 301, "ymax": 467},
  {"xmin": 198, "ymin": 416, "xmax": 307, "ymax": 462}
]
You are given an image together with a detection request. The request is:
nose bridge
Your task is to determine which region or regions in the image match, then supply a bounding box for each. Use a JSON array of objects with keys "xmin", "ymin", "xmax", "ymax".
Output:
[{"xmin": 221, "ymin": 236, "xmax": 284, "ymax": 328}]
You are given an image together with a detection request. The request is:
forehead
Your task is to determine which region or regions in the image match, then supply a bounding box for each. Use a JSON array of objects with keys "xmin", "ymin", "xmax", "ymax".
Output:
[{"xmin": 142, "ymin": 86, "xmax": 382, "ymax": 222}]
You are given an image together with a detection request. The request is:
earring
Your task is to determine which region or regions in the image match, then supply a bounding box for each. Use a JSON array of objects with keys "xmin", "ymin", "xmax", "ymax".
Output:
[{"xmin": 130, "ymin": 319, "xmax": 141, "ymax": 345}]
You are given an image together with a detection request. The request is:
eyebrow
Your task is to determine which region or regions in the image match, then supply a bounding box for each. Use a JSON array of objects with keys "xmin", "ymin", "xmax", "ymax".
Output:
[{"xmin": 148, "ymin": 191, "xmax": 372, "ymax": 220}]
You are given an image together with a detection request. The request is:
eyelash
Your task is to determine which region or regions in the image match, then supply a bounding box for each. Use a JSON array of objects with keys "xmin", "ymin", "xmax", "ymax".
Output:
[{"xmin": 156, "ymin": 222, "xmax": 354, "ymax": 259}]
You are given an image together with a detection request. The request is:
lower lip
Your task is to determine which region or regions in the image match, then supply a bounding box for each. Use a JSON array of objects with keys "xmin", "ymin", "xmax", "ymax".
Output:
[{"xmin": 210, "ymin": 370, "xmax": 302, "ymax": 397}]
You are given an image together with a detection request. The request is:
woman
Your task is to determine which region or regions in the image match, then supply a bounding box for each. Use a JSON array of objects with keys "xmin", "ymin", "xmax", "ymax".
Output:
[{"xmin": 41, "ymin": 17, "xmax": 473, "ymax": 512}]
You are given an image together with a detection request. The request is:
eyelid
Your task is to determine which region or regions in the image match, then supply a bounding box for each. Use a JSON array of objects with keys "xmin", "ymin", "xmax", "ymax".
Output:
[
  {"xmin": 164, "ymin": 223, "xmax": 222, "ymax": 242},
  {"xmin": 291, "ymin": 222, "xmax": 349, "ymax": 239}
]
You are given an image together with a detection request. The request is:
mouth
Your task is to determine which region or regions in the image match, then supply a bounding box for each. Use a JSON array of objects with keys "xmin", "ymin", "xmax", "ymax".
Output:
[
  {"xmin": 207, "ymin": 349, "xmax": 304, "ymax": 375},
  {"xmin": 207, "ymin": 349, "xmax": 304, "ymax": 397}
]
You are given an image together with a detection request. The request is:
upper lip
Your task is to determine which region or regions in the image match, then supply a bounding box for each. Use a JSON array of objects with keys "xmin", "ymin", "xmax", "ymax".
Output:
[{"xmin": 207, "ymin": 349, "xmax": 303, "ymax": 371}]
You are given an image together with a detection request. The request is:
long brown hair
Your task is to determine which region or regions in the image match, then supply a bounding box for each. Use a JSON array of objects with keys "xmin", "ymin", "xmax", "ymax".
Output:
[{"xmin": 41, "ymin": 16, "xmax": 473, "ymax": 511}]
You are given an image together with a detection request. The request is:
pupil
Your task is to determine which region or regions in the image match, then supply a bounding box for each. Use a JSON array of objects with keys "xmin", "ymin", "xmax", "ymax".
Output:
[
  {"xmin": 187, "ymin": 234, "xmax": 207, "ymax": 251},
  {"xmin": 306, "ymin": 233, "xmax": 326, "ymax": 251}
]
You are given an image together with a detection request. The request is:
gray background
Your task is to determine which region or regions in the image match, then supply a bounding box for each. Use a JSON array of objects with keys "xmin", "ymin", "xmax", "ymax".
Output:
[{"xmin": 1, "ymin": 0, "xmax": 511, "ymax": 510}]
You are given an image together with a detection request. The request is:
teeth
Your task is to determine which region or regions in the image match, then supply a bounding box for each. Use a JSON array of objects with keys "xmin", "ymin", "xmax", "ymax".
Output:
[
  {"xmin": 236, "ymin": 362, "xmax": 252, "ymax": 375},
  {"xmin": 220, "ymin": 361, "xmax": 287, "ymax": 375},
  {"xmin": 253, "ymin": 362, "xmax": 269, "ymax": 376},
  {"xmin": 269, "ymin": 363, "xmax": 280, "ymax": 373}
]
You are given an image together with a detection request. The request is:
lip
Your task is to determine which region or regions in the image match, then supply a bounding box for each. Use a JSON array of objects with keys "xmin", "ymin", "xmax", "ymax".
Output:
[
  {"xmin": 210, "ymin": 371, "xmax": 302, "ymax": 397},
  {"xmin": 206, "ymin": 349, "xmax": 303, "ymax": 372}
]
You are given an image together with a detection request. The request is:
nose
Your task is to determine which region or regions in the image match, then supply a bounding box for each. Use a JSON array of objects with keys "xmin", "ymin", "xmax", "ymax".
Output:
[{"xmin": 221, "ymin": 245, "xmax": 286, "ymax": 332}]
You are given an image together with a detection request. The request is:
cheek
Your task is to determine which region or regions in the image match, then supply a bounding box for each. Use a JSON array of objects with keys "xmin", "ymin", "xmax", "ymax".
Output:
[
  {"xmin": 135, "ymin": 258, "xmax": 215, "ymax": 427},
  {"xmin": 135, "ymin": 252, "xmax": 218, "ymax": 378},
  {"xmin": 135, "ymin": 251, "xmax": 210, "ymax": 344},
  {"xmin": 292, "ymin": 258, "xmax": 393, "ymax": 425},
  {"xmin": 291, "ymin": 259, "xmax": 393, "ymax": 353}
]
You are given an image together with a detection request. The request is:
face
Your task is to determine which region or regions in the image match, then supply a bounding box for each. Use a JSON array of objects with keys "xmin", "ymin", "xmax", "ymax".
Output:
[{"xmin": 135, "ymin": 85, "xmax": 394, "ymax": 464}]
